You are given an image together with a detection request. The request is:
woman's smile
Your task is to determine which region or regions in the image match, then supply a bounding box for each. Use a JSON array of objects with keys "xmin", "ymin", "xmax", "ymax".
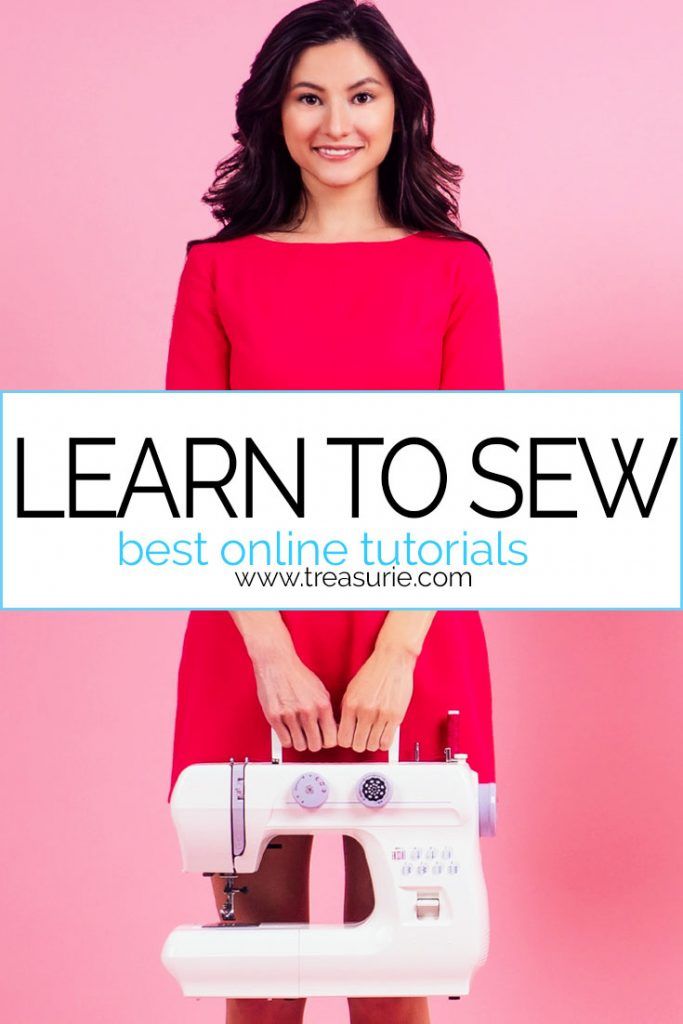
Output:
[{"xmin": 313, "ymin": 145, "xmax": 364, "ymax": 160}]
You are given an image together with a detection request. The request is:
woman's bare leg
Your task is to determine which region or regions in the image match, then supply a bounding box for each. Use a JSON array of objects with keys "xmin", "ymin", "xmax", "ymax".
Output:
[
  {"xmin": 343, "ymin": 835, "xmax": 431, "ymax": 1024},
  {"xmin": 210, "ymin": 834, "xmax": 313, "ymax": 1024}
]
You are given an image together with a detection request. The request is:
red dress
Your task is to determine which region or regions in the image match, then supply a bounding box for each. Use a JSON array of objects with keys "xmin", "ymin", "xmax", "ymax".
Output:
[{"xmin": 165, "ymin": 231, "xmax": 504, "ymax": 801}]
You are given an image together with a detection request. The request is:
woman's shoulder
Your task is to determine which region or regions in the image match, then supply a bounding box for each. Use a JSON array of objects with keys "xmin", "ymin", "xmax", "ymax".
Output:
[
  {"xmin": 180, "ymin": 236, "xmax": 255, "ymax": 278},
  {"xmin": 185, "ymin": 235, "xmax": 251, "ymax": 258},
  {"xmin": 418, "ymin": 233, "xmax": 496, "ymax": 293},
  {"xmin": 419, "ymin": 230, "xmax": 491, "ymax": 260}
]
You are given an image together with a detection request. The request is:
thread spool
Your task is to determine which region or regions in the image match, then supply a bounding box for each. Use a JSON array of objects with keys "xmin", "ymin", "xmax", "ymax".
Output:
[{"xmin": 446, "ymin": 709, "xmax": 460, "ymax": 754}]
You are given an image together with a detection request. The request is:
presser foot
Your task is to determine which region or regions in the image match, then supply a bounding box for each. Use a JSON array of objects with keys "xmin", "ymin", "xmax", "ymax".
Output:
[
  {"xmin": 219, "ymin": 873, "xmax": 249, "ymax": 922},
  {"xmin": 200, "ymin": 872, "xmax": 251, "ymax": 925}
]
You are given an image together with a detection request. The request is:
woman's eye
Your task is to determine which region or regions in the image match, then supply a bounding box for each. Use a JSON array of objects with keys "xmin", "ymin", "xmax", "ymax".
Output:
[{"xmin": 296, "ymin": 92, "xmax": 375, "ymax": 105}]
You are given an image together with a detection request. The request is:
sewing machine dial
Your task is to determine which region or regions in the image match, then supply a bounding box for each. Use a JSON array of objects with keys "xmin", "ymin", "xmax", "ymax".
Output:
[
  {"xmin": 357, "ymin": 772, "xmax": 393, "ymax": 808},
  {"xmin": 292, "ymin": 772, "xmax": 329, "ymax": 809}
]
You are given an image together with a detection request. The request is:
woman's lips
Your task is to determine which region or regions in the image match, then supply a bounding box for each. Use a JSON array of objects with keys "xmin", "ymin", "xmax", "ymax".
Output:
[{"xmin": 313, "ymin": 147, "xmax": 362, "ymax": 161}]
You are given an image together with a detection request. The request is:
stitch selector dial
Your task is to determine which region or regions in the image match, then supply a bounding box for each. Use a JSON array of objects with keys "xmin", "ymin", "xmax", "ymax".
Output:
[
  {"xmin": 357, "ymin": 772, "xmax": 393, "ymax": 808},
  {"xmin": 292, "ymin": 772, "xmax": 329, "ymax": 809}
]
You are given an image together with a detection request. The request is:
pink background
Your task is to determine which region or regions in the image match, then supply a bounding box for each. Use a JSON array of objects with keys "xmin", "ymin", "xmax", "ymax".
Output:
[{"xmin": 1, "ymin": 1, "xmax": 682, "ymax": 1021}]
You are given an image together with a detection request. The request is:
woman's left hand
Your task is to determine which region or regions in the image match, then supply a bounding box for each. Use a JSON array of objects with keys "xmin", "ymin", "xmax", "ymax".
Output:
[{"xmin": 338, "ymin": 645, "xmax": 416, "ymax": 753}]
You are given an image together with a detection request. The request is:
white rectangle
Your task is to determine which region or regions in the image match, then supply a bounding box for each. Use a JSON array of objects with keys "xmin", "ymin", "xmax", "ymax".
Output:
[{"xmin": 1, "ymin": 391, "xmax": 680, "ymax": 609}]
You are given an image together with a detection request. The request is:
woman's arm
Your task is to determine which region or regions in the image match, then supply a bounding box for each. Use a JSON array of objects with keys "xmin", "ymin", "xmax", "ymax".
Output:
[
  {"xmin": 165, "ymin": 243, "xmax": 231, "ymax": 389},
  {"xmin": 165, "ymin": 244, "xmax": 336, "ymax": 752},
  {"xmin": 440, "ymin": 240, "xmax": 505, "ymax": 390},
  {"xmin": 339, "ymin": 241, "xmax": 504, "ymax": 753},
  {"xmin": 230, "ymin": 611, "xmax": 337, "ymax": 752},
  {"xmin": 337, "ymin": 611, "xmax": 437, "ymax": 753}
]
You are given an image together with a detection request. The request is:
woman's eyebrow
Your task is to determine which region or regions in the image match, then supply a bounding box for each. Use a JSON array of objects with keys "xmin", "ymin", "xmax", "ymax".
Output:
[{"xmin": 289, "ymin": 76, "xmax": 383, "ymax": 92}]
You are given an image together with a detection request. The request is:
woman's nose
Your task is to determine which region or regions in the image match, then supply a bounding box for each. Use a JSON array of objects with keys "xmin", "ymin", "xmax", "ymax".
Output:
[{"xmin": 321, "ymin": 99, "xmax": 354, "ymax": 137}]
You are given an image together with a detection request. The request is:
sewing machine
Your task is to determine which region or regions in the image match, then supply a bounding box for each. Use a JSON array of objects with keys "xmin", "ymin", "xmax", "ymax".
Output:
[{"xmin": 161, "ymin": 711, "xmax": 496, "ymax": 1000}]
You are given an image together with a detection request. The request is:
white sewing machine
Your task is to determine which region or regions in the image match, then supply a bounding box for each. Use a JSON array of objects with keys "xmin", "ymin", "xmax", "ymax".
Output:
[{"xmin": 162, "ymin": 711, "xmax": 496, "ymax": 1000}]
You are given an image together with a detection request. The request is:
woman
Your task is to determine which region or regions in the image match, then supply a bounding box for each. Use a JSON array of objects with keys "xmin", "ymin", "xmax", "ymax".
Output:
[{"xmin": 165, "ymin": 2, "xmax": 504, "ymax": 1022}]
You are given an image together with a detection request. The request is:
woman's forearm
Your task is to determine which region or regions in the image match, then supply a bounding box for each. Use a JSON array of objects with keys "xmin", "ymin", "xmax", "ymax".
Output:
[
  {"xmin": 337, "ymin": 611, "xmax": 438, "ymax": 752},
  {"xmin": 230, "ymin": 609, "xmax": 437, "ymax": 663},
  {"xmin": 228, "ymin": 611, "xmax": 337, "ymax": 751},
  {"xmin": 228, "ymin": 610, "xmax": 295, "ymax": 662},
  {"xmin": 374, "ymin": 610, "xmax": 438, "ymax": 660}
]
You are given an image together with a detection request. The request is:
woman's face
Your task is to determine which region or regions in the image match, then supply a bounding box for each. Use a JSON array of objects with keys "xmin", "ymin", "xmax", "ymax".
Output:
[{"xmin": 281, "ymin": 38, "xmax": 396, "ymax": 192}]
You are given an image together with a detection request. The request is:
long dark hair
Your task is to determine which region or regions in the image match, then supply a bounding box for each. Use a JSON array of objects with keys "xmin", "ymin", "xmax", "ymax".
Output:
[{"xmin": 188, "ymin": 0, "xmax": 485, "ymax": 253}]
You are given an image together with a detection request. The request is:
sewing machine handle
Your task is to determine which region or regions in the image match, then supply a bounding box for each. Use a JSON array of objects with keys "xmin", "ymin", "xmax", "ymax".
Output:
[{"xmin": 270, "ymin": 727, "xmax": 400, "ymax": 763}]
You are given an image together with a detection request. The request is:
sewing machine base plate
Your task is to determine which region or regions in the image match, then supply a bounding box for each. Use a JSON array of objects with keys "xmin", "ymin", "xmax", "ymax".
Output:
[{"xmin": 202, "ymin": 922, "xmax": 262, "ymax": 928}]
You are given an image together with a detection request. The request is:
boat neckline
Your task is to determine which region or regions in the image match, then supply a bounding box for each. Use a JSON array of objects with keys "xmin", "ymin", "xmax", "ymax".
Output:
[{"xmin": 251, "ymin": 230, "xmax": 424, "ymax": 246}]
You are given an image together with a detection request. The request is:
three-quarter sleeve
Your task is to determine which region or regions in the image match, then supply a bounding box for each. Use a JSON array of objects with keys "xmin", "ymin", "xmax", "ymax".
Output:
[
  {"xmin": 165, "ymin": 243, "xmax": 231, "ymax": 390},
  {"xmin": 440, "ymin": 241, "xmax": 504, "ymax": 390}
]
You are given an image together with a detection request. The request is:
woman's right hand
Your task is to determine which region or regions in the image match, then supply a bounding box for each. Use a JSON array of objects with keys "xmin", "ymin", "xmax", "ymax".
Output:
[
  {"xmin": 250, "ymin": 645, "xmax": 338, "ymax": 753},
  {"xmin": 229, "ymin": 610, "xmax": 337, "ymax": 752}
]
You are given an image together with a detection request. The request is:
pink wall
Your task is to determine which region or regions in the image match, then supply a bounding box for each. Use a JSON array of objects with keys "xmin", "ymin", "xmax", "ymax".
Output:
[{"xmin": 1, "ymin": 2, "xmax": 682, "ymax": 1022}]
